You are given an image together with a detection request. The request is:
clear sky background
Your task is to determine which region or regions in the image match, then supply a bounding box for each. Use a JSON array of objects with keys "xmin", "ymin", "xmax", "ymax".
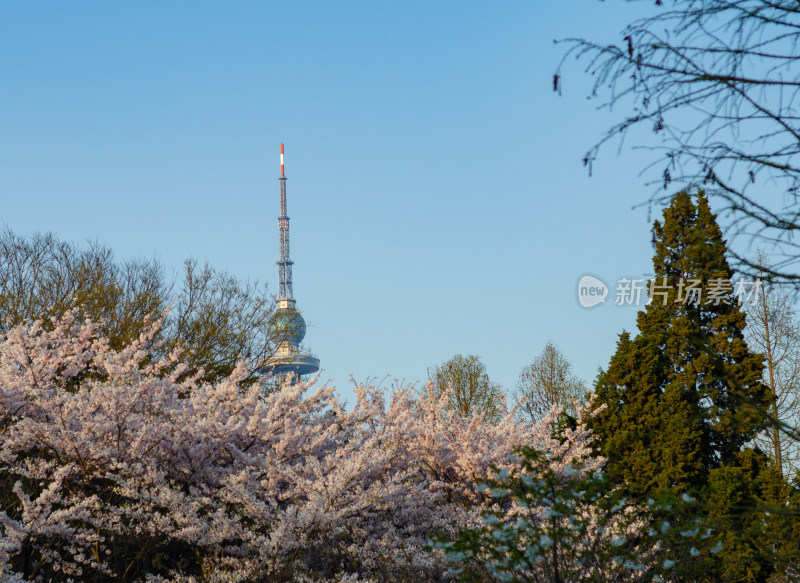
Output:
[{"xmin": 2, "ymin": 1, "xmax": 681, "ymax": 404}]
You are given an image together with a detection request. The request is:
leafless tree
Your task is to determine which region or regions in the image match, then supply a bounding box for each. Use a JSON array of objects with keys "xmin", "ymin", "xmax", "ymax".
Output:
[
  {"xmin": 745, "ymin": 252, "xmax": 800, "ymax": 476},
  {"xmin": 513, "ymin": 341, "xmax": 586, "ymax": 423},
  {"xmin": 0, "ymin": 229, "xmax": 275, "ymax": 384},
  {"xmin": 557, "ymin": 0, "xmax": 800, "ymax": 281},
  {"xmin": 0, "ymin": 228, "xmax": 168, "ymax": 349},
  {"xmin": 167, "ymin": 258, "xmax": 274, "ymax": 383},
  {"xmin": 428, "ymin": 354, "xmax": 504, "ymax": 423}
]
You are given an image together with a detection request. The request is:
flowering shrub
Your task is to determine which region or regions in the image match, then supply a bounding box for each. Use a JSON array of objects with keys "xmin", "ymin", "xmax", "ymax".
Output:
[
  {"xmin": 430, "ymin": 402, "xmax": 655, "ymax": 583},
  {"xmin": 432, "ymin": 438, "xmax": 735, "ymax": 583}
]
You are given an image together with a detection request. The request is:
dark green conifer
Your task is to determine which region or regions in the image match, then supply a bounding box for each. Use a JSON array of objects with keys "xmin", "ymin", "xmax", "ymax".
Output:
[
  {"xmin": 590, "ymin": 192, "xmax": 787, "ymax": 580},
  {"xmin": 591, "ymin": 192, "xmax": 769, "ymax": 495}
]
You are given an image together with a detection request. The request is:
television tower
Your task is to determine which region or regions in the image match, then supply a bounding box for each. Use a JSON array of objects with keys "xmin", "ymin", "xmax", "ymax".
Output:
[{"xmin": 259, "ymin": 144, "xmax": 320, "ymax": 384}]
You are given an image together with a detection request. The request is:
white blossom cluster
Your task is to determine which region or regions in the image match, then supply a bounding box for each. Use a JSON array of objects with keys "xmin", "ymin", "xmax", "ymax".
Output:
[{"xmin": 0, "ymin": 312, "xmax": 569, "ymax": 582}]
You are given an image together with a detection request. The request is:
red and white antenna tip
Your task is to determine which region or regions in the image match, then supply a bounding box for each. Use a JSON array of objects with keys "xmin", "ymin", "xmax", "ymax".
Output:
[{"xmin": 280, "ymin": 143, "xmax": 285, "ymax": 176}]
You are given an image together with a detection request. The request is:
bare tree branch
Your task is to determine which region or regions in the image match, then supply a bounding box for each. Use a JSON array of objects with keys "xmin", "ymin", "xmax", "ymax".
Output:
[{"xmin": 558, "ymin": 0, "xmax": 800, "ymax": 281}]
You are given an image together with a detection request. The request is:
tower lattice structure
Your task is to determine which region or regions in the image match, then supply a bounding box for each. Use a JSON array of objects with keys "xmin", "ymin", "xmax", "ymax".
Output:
[
  {"xmin": 278, "ymin": 166, "xmax": 292, "ymax": 299},
  {"xmin": 259, "ymin": 144, "xmax": 319, "ymax": 384}
]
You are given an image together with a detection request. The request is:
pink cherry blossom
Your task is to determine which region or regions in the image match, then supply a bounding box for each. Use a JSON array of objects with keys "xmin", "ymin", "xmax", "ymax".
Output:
[{"xmin": 0, "ymin": 313, "xmax": 602, "ymax": 582}]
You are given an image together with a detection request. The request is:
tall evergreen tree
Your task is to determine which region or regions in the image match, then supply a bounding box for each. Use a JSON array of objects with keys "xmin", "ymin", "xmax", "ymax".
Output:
[
  {"xmin": 591, "ymin": 192, "xmax": 769, "ymax": 496},
  {"xmin": 589, "ymin": 193, "xmax": 790, "ymax": 580},
  {"xmin": 589, "ymin": 192, "xmax": 794, "ymax": 581}
]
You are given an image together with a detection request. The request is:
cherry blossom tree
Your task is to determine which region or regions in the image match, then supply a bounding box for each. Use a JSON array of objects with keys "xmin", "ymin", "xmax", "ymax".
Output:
[{"xmin": 1, "ymin": 312, "xmax": 578, "ymax": 582}]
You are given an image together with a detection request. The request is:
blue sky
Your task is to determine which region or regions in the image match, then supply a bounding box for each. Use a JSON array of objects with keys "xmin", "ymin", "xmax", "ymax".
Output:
[{"xmin": 2, "ymin": 2, "xmax": 675, "ymax": 403}]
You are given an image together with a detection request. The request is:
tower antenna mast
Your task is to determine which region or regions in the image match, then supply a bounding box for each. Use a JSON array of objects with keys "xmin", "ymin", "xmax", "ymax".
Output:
[
  {"xmin": 260, "ymin": 143, "xmax": 320, "ymax": 384},
  {"xmin": 278, "ymin": 143, "xmax": 293, "ymax": 300}
]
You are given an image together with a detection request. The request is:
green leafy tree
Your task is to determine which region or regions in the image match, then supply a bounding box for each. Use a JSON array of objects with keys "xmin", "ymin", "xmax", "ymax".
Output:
[
  {"xmin": 428, "ymin": 354, "xmax": 504, "ymax": 423},
  {"xmin": 589, "ymin": 192, "xmax": 784, "ymax": 581}
]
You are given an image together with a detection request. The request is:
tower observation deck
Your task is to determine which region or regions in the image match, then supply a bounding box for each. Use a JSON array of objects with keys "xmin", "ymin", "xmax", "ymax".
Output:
[{"xmin": 259, "ymin": 144, "xmax": 320, "ymax": 383}]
